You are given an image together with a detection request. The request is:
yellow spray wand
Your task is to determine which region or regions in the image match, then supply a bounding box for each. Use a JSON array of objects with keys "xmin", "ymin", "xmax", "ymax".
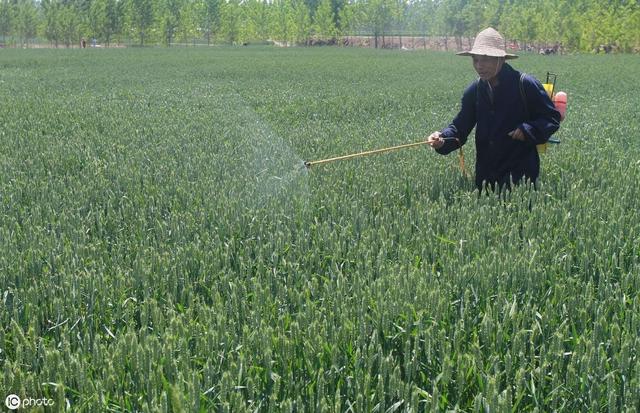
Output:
[
  {"xmin": 304, "ymin": 140, "xmax": 430, "ymax": 168},
  {"xmin": 304, "ymin": 137, "xmax": 467, "ymax": 176}
]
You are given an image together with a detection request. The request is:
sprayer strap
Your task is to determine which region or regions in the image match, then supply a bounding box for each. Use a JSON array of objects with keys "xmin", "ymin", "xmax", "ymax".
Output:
[{"xmin": 519, "ymin": 72, "xmax": 530, "ymax": 120}]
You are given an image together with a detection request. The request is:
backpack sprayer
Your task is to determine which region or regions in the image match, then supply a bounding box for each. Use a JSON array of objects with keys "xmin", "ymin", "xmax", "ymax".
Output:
[{"xmin": 538, "ymin": 72, "xmax": 567, "ymax": 153}]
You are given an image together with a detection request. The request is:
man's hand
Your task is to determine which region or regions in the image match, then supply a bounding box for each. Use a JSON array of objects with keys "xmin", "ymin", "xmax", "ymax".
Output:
[
  {"xmin": 427, "ymin": 131, "xmax": 445, "ymax": 149},
  {"xmin": 508, "ymin": 128, "xmax": 526, "ymax": 142}
]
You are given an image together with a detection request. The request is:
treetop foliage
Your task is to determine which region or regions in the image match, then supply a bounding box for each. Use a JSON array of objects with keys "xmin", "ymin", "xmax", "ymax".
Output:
[{"xmin": 1, "ymin": 0, "xmax": 638, "ymax": 52}]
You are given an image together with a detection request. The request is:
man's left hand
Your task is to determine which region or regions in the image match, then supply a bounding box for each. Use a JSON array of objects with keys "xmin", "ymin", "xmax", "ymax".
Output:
[{"xmin": 508, "ymin": 128, "xmax": 526, "ymax": 142}]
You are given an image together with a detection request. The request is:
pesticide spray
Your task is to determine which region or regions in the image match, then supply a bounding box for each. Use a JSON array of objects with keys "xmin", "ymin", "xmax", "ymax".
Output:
[{"xmin": 210, "ymin": 89, "xmax": 311, "ymax": 216}]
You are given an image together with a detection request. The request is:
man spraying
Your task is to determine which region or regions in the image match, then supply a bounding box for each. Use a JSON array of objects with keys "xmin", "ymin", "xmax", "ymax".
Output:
[{"xmin": 427, "ymin": 27, "xmax": 561, "ymax": 191}]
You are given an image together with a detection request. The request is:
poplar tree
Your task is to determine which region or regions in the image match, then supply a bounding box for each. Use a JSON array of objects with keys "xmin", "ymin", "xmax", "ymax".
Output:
[
  {"xmin": 127, "ymin": 0, "xmax": 153, "ymax": 45},
  {"xmin": 313, "ymin": 0, "xmax": 337, "ymax": 42}
]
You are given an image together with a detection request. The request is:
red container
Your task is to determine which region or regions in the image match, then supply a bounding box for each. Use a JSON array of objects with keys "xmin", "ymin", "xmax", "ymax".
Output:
[{"xmin": 553, "ymin": 91, "xmax": 567, "ymax": 121}]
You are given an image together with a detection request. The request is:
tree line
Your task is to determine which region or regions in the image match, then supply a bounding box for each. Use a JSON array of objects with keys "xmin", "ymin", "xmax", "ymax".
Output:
[{"xmin": 1, "ymin": 0, "xmax": 639, "ymax": 52}]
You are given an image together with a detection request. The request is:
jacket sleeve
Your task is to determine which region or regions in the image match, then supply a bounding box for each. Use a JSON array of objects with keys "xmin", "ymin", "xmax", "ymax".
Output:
[
  {"xmin": 519, "ymin": 75, "xmax": 561, "ymax": 145},
  {"xmin": 437, "ymin": 82, "xmax": 477, "ymax": 155}
]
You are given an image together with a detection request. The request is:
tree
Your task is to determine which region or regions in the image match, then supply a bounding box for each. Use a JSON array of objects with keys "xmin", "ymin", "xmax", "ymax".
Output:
[
  {"xmin": 626, "ymin": 4, "xmax": 640, "ymax": 53},
  {"xmin": 89, "ymin": 0, "xmax": 106, "ymax": 44},
  {"xmin": 0, "ymin": 0, "xmax": 637, "ymax": 51},
  {"xmin": 271, "ymin": 0, "xmax": 294, "ymax": 45},
  {"xmin": 156, "ymin": 0, "xmax": 181, "ymax": 45},
  {"xmin": 500, "ymin": 1, "xmax": 529, "ymax": 49},
  {"xmin": 303, "ymin": 0, "xmax": 319, "ymax": 20},
  {"xmin": 220, "ymin": 0, "xmax": 242, "ymax": 44},
  {"xmin": 291, "ymin": 0, "xmax": 311, "ymax": 44},
  {"xmin": 59, "ymin": 4, "xmax": 81, "ymax": 47},
  {"xmin": 89, "ymin": 0, "xmax": 121, "ymax": 46},
  {"xmin": 433, "ymin": 0, "xmax": 453, "ymax": 50},
  {"xmin": 462, "ymin": 0, "xmax": 488, "ymax": 42},
  {"xmin": 482, "ymin": 0, "xmax": 501, "ymax": 29},
  {"xmin": 355, "ymin": 0, "xmax": 394, "ymax": 48},
  {"xmin": 557, "ymin": 1, "xmax": 580, "ymax": 52},
  {"xmin": 313, "ymin": 0, "xmax": 337, "ymax": 41},
  {"xmin": 598, "ymin": 2, "xmax": 633, "ymax": 52},
  {"xmin": 15, "ymin": 0, "xmax": 38, "ymax": 47},
  {"xmin": 197, "ymin": 0, "xmax": 220, "ymax": 45},
  {"xmin": 337, "ymin": 1, "xmax": 355, "ymax": 42},
  {"xmin": 126, "ymin": 0, "xmax": 154, "ymax": 45},
  {"xmin": 441, "ymin": 0, "xmax": 468, "ymax": 50},
  {"xmin": 41, "ymin": 0, "xmax": 62, "ymax": 47},
  {"xmin": 0, "ymin": 0, "xmax": 13, "ymax": 44},
  {"xmin": 391, "ymin": 0, "xmax": 407, "ymax": 47},
  {"xmin": 244, "ymin": 0, "xmax": 270, "ymax": 42},
  {"xmin": 178, "ymin": 0, "xmax": 198, "ymax": 44},
  {"xmin": 406, "ymin": 0, "xmax": 436, "ymax": 49},
  {"xmin": 331, "ymin": 0, "xmax": 345, "ymax": 34}
]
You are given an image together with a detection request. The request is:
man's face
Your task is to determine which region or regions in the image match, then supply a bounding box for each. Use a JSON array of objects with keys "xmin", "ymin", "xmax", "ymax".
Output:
[{"xmin": 472, "ymin": 55, "xmax": 504, "ymax": 81}]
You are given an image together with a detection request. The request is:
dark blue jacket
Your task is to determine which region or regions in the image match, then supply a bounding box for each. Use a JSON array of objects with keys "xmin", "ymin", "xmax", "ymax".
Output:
[{"xmin": 437, "ymin": 63, "xmax": 560, "ymax": 189}]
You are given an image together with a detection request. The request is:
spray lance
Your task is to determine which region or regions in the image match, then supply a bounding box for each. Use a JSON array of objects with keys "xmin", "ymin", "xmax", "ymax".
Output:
[{"xmin": 304, "ymin": 137, "xmax": 468, "ymax": 176}]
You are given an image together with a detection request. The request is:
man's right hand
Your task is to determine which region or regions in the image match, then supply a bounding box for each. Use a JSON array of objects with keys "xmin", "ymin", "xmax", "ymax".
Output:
[{"xmin": 426, "ymin": 132, "xmax": 445, "ymax": 149}]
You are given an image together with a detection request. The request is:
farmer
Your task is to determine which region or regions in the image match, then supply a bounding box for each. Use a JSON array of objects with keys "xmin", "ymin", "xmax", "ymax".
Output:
[{"xmin": 426, "ymin": 27, "xmax": 560, "ymax": 191}]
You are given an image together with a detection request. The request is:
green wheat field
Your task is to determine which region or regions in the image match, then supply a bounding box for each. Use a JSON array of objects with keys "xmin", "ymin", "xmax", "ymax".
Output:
[{"xmin": 1, "ymin": 47, "xmax": 639, "ymax": 412}]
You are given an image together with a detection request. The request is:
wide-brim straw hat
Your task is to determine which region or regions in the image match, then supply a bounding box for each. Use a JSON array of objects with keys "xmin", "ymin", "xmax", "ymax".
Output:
[{"xmin": 457, "ymin": 27, "xmax": 518, "ymax": 59}]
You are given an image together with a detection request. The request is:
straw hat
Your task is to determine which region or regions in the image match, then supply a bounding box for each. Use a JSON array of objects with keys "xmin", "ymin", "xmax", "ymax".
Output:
[{"xmin": 457, "ymin": 27, "xmax": 518, "ymax": 59}]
